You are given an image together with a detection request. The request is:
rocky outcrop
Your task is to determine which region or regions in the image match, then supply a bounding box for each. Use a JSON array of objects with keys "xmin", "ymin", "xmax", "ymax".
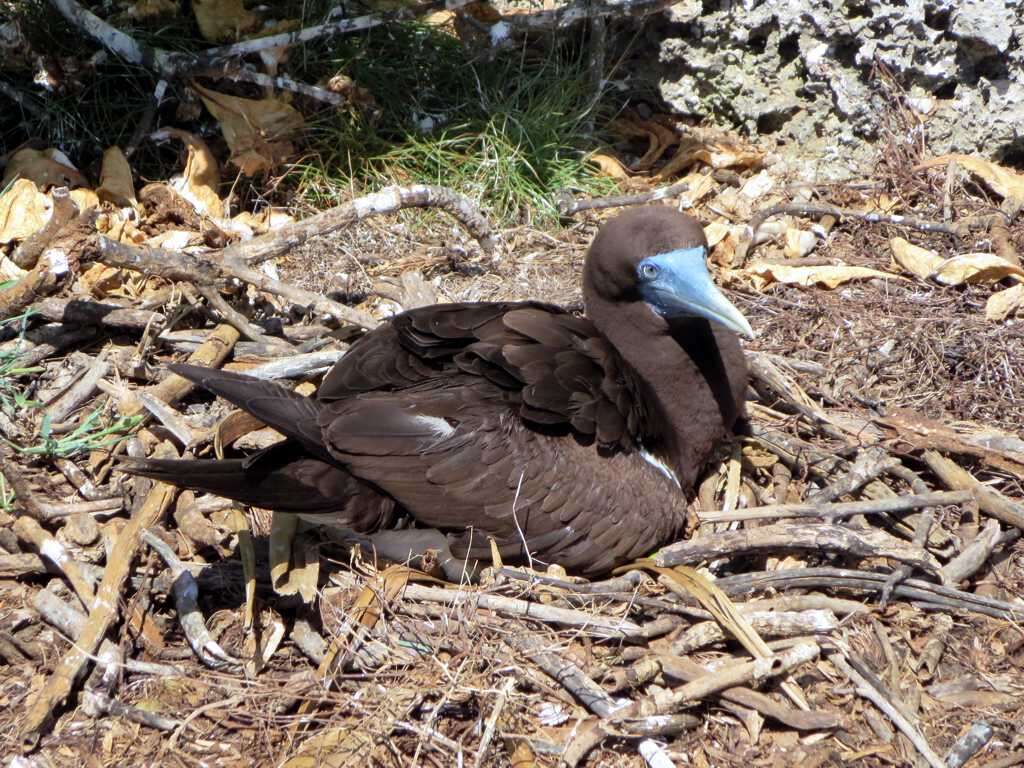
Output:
[{"xmin": 647, "ymin": 0, "xmax": 1024, "ymax": 175}]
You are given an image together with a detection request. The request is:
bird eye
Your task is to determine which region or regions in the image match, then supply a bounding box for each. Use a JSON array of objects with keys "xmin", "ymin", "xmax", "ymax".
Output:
[{"xmin": 639, "ymin": 263, "xmax": 659, "ymax": 280}]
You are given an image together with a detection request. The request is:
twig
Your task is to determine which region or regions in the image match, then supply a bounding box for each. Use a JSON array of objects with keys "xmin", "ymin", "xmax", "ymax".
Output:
[
  {"xmin": 19, "ymin": 441, "xmax": 179, "ymax": 749},
  {"xmin": 556, "ymin": 181, "xmax": 690, "ymax": 215},
  {"xmin": 671, "ymin": 609, "xmax": 838, "ymax": 654},
  {"xmin": 195, "ymin": 66, "xmax": 344, "ymax": 105},
  {"xmin": 224, "ymin": 184, "xmax": 496, "ymax": 264},
  {"xmin": 696, "ymin": 489, "xmax": 971, "ymax": 523},
  {"xmin": 736, "ymin": 202, "xmax": 964, "ymax": 264},
  {"xmin": 941, "ymin": 518, "xmax": 1004, "ymax": 585},
  {"xmin": 94, "ymin": 237, "xmax": 379, "ymax": 330},
  {"xmin": 473, "ymin": 678, "xmax": 514, "ymax": 768},
  {"xmin": 13, "ymin": 516, "xmax": 96, "ymax": 608},
  {"xmin": 240, "ymin": 349, "xmax": 346, "ymax": 380},
  {"xmin": 922, "ymin": 451, "xmax": 1024, "ymax": 531},
  {"xmin": 32, "ymin": 297, "xmax": 165, "ymax": 333},
  {"xmin": 654, "ymin": 522, "xmax": 941, "ymax": 572},
  {"xmin": 32, "ymin": 588, "xmax": 184, "ymax": 678},
  {"xmin": 807, "ymin": 447, "xmax": 899, "ymax": 503},
  {"xmin": 830, "ymin": 653, "xmax": 945, "ymax": 768},
  {"xmin": 140, "ymin": 527, "xmax": 240, "ymax": 670},
  {"xmin": 45, "ymin": 353, "xmax": 109, "ymax": 424},
  {"xmin": 400, "ymin": 582, "xmax": 644, "ymax": 639},
  {"xmin": 0, "ymin": 441, "xmax": 48, "ymax": 520},
  {"xmin": 136, "ymin": 392, "xmax": 199, "ymax": 447},
  {"xmin": 946, "ymin": 721, "xmax": 995, "ymax": 768},
  {"xmin": 196, "ymin": 284, "xmax": 293, "ymax": 351},
  {"xmin": 714, "ymin": 567, "xmax": 1023, "ymax": 621},
  {"xmin": 0, "ymin": 248, "xmax": 72, "ymax": 319}
]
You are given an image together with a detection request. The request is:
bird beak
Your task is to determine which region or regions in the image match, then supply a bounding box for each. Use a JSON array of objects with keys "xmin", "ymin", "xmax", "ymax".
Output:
[{"xmin": 640, "ymin": 247, "xmax": 755, "ymax": 339}]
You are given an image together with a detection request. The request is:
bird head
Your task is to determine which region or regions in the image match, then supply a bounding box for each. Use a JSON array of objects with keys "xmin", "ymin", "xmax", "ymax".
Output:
[{"xmin": 583, "ymin": 206, "xmax": 754, "ymax": 339}]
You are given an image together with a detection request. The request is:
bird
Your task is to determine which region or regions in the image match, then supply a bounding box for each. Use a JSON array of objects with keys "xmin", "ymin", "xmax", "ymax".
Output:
[{"xmin": 121, "ymin": 206, "xmax": 752, "ymax": 579}]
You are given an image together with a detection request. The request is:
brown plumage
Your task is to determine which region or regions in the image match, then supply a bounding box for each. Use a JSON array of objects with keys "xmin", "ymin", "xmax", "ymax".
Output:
[{"xmin": 123, "ymin": 207, "xmax": 751, "ymax": 577}]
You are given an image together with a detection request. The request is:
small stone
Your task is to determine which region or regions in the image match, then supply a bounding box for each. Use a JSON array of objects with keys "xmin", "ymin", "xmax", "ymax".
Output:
[{"xmin": 63, "ymin": 513, "xmax": 99, "ymax": 547}]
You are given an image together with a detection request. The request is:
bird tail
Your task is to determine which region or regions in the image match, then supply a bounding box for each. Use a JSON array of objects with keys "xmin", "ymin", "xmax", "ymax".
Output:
[
  {"xmin": 118, "ymin": 445, "xmax": 364, "ymax": 515},
  {"xmin": 168, "ymin": 363, "xmax": 330, "ymax": 461}
]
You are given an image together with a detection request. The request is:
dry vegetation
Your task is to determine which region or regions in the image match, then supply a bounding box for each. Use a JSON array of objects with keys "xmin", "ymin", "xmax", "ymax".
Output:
[{"xmin": 1, "ymin": 2, "xmax": 1024, "ymax": 768}]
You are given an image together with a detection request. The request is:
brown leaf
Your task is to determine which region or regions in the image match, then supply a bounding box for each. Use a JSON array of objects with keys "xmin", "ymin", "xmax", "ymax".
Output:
[
  {"xmin": 0, "ymin": 178, "xmax": 49, "ymax": 244},
  {"xmin": 931, "ymin": 253, "xmax": 1024, "ymax": 285},
  {"xmin": 986, "ymin": 283, "xmax": 1024, "ymax": 321},
  {"xmin": 193, "ymin": 83, "xmax": 305, "ymax": 176},
  {"xmin": 97, "ymin": 146, "xmax": 137, "ymax": 208},
  {"xmin": 268, "ymin": 512, "xmax": 319, "ymax": 602},
  {"xmin": 2, "ymin": 147, "xmax": 88, "ymax": 189},
  {"xmin": 153, "ymin": 128, "xmax": 224, "ymax": 217},
  {"xmin": 783, "ymin": 227, "xmax": 817, "ymax": 259},
  {"xmin": 745, "ymin": 262, "xmax": 903, "ymax": 290},
  {"xmin": 192, "ymin": 0, "xmax": 260, "ymax": 42},
  {"xmin": 125, "ymin": 0, "xmax": 179, "ymax": 20},
  {"xmin": 916, "ymin": 154, "xmax": 1024, "ymax": 207},
  {"xmin": 588, "ymin": 152, "xmax": 630, "ymax": 179},
  {"xmin": 890, "ymin": 236, "xmax": 943, "ymax": 279}
]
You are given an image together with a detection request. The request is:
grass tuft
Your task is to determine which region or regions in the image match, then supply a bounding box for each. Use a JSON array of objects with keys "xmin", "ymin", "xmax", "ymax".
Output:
[{"xmin": 289, "ymin": 23, "xmax": 617, "ymax": 224}]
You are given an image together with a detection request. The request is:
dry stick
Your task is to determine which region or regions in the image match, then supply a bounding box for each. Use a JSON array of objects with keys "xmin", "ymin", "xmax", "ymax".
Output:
[
  {"xmin": 556, "ymin": 181, "xmax": 690, "ymax": 216},
  {"xmin": 654, "ymin": 655, "xmax": 842, "ymax": 730},
  {"xmin": 19, "ymin": 441, "xmax": 178, "ymax": 750},
  {"xmin": 95, "ymin": 237, "xmax": 378, "ymax": 330},
  {"xmin": 13, "ymin": 517, "xmax": 96, "ymax": 608},
  {"xmin": 473, "ymin": 677, "xmax": 514, "ymax": 768},
  {"xmin": 654, "ymin": 522, "xmax": 941, "ymax": 572},
  {"xmin": 621, "ymin": 642, "xmax": 821, "ymax": 719},
  {"xmin": 196, "ymin": 283, "xmax": 293, "ymax": 350},
  {"xmin": 671, "ymin": 609, "xmax": 838, "ymax": 654},
  {"xmin": 0, "ymin": 441, "xmax": 48, "ymax": 520},
  {"xmin": 0, "ymin": 247, "xmax": 73, "ymax": 319},
  {"xmin": 32, "ymin": 297, "xmax": 165, "ymax": 332},
  {"xmin": 45, "ymin": 353, "xmax": 109, "ymax": 424},
  {"xmin": 696, "ymin": 489, "xmax": 972, "ymax": 523},
  {"xmin": 922, "ymin": 451, "xmax": 1024, "ymax": 531},
  {"xmin": 194, "ymin": 66, "xmax": 345, "ymax": 105},
  {"xmin": 53, "ymin": 458, "xmax": 119, "ymax": 501},
  {"xmin": 807, "ymin": 446, "xmax": 899, "ymax": 503},
  {"xmin": 942, "ymin": 518, "xmax": 1004, "ymax": 585},
  {"xmin": 11, "ymin": 187, "xmax": 77, "ymax": 269},
  {"xmin": 118, "ymin": 323, "xmax": 240, "ymax": 416},
  {"xmin": 139, "ymin": 527, "xmax": 240, "ymax": 670},
  {"xmin": 714, "ymin": 567, "xmax": 1023, "ymax": 621},
  {"xmin": 136, "ymin": 392, "xmax": 198, "ymax": 446},
  {"xmin": 830, "ymin": 653, "xmax": 945, "ymax": 768},
  {"xmin": 400, "ymin": 582, "xmax": 644, "ymax": 639},
  {"xmin": 226, "ymin": 184, "xmax": 497, "ymax": 264},
  {"xmin": 32, "ymin": 589, "xmax": 183, "ymax": 678},
  {"xmin": 240, "ymin": 349, "xmax": 345, "ymax": 380},
  {"xmin": 502, "ymin": 0, "xmax": 677, "ymax": 31},
  {"xmin": 735, "ymin": 202, "xmax": 964, "ymax": 264}
]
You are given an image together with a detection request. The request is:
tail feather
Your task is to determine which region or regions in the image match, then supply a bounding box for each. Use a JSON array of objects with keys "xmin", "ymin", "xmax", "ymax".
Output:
[{"xmin": 170, "ymin": 363, "xmax": 329, "ymax": 460}]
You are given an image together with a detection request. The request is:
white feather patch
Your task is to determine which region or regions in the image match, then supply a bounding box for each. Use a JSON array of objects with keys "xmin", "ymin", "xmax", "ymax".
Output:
[
  {"xmin": 640, "ymin": 448, "xmax": 681, "ymax": 488},
  {"xmin": 415, "ymin": 415, "xmax": 456, "ymax": 440}
]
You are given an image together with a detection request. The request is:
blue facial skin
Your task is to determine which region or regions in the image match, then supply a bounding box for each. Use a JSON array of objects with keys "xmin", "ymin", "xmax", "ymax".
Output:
[{"xmin": 637, "ymin": 247, "xmax": 754, "ymax": 339}]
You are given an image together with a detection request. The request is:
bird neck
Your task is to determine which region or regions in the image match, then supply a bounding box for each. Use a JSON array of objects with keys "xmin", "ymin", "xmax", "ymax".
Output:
[{"xmin": 588, "ymin": 297, "xmax": 737, "ymax": 490}]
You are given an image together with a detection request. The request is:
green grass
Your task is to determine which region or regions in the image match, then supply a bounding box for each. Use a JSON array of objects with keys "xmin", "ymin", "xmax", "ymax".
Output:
[
  {"xmin": 16, "ymin": 408, "xmax": 142, "ymax": 459},
  {"xmin": 288, "ymin": 24, "xmax": 618, "ymax": 224},
  {"xmin": 0, "ymin": 309, "xmax": 43, "ymax": 415}
]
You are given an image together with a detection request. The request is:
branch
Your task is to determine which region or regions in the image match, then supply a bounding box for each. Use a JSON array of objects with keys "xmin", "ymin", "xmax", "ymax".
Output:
[{"xmin": 556, "ymin": 180, "xmax": 690, "ymax": 216}]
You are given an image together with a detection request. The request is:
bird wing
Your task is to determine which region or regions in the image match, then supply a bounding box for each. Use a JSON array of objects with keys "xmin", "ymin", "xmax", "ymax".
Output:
[
  {"xmin": 317, "ymin": 383, "xmax": 684, "ymax": 576},
  {"xmin": 317, "ymin": 302, "xmax": 646, "ymax": 450}
]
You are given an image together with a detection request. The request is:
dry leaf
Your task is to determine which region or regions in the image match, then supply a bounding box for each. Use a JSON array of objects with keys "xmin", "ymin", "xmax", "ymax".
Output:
[
  {"xmin": 931, "ymin": 253, "xmax": 1024, "ymax": 285},
  {"xmin": 783, "ymin": 227, "xmax": 817, "ymax": 259},
  {"xmin": 153, "ymin": 128, "xmax": 223, "ymax": 217},
  {"xmin": 745, "ymin": 262, "xmax": 903, "ymax": 290},
  {"xmin": 890, "ymin": 236, "xmax": 943, "ymax": 279},
  {"xmin": 0, "ymin": 178, "xmax": 49, "ymax": 244},
  {"xmin": 916, "ymin": 154, "xmax": 1024, "ymax": 207},
  {"xmin": 231, "ymin": 207, "xmax": 294, "ymax": 235},
  {"xmin": 193, "ymin": 83, "xmax": 304, "ymax": 175},
  {"xmin": 659, "ymin": 133, "xmax": 763, "ymax": 179},
  {"xmin": 703, "ymin": 220, "xmax": 730, "ymax": 248},
  {"xmin": 282, "ymin": 727, "xmax": 373, "ymax": 768},
  {"xmin": 588, "ymin": 152, "xmax": 629, "ymax": 179},
  {"xmin": 70, "ymin": 188, "xmax": 100, "ymax": 211},
  {"xmin": 192, "ymin": 0, "xmax": 259, "ymax": 41},
  {"xmin": 78, "ymin": 263, "xmax": 125, "ymax": 299},
  {"xmin": 986, "ymin": 283, "xmax": 1024, "ymax": 321},
  {"xmin": 97, "ymin": 146, "xmax": 137, "ymax": 208},
  {"xmin": 2, "ymin": 147, "xmax": 88, "ymax": 189}
]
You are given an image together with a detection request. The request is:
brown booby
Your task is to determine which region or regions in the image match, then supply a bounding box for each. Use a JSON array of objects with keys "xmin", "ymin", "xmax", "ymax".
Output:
[{"xmin": 123, "ymin": 207, "xmax": 752, "ymax": 578}]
